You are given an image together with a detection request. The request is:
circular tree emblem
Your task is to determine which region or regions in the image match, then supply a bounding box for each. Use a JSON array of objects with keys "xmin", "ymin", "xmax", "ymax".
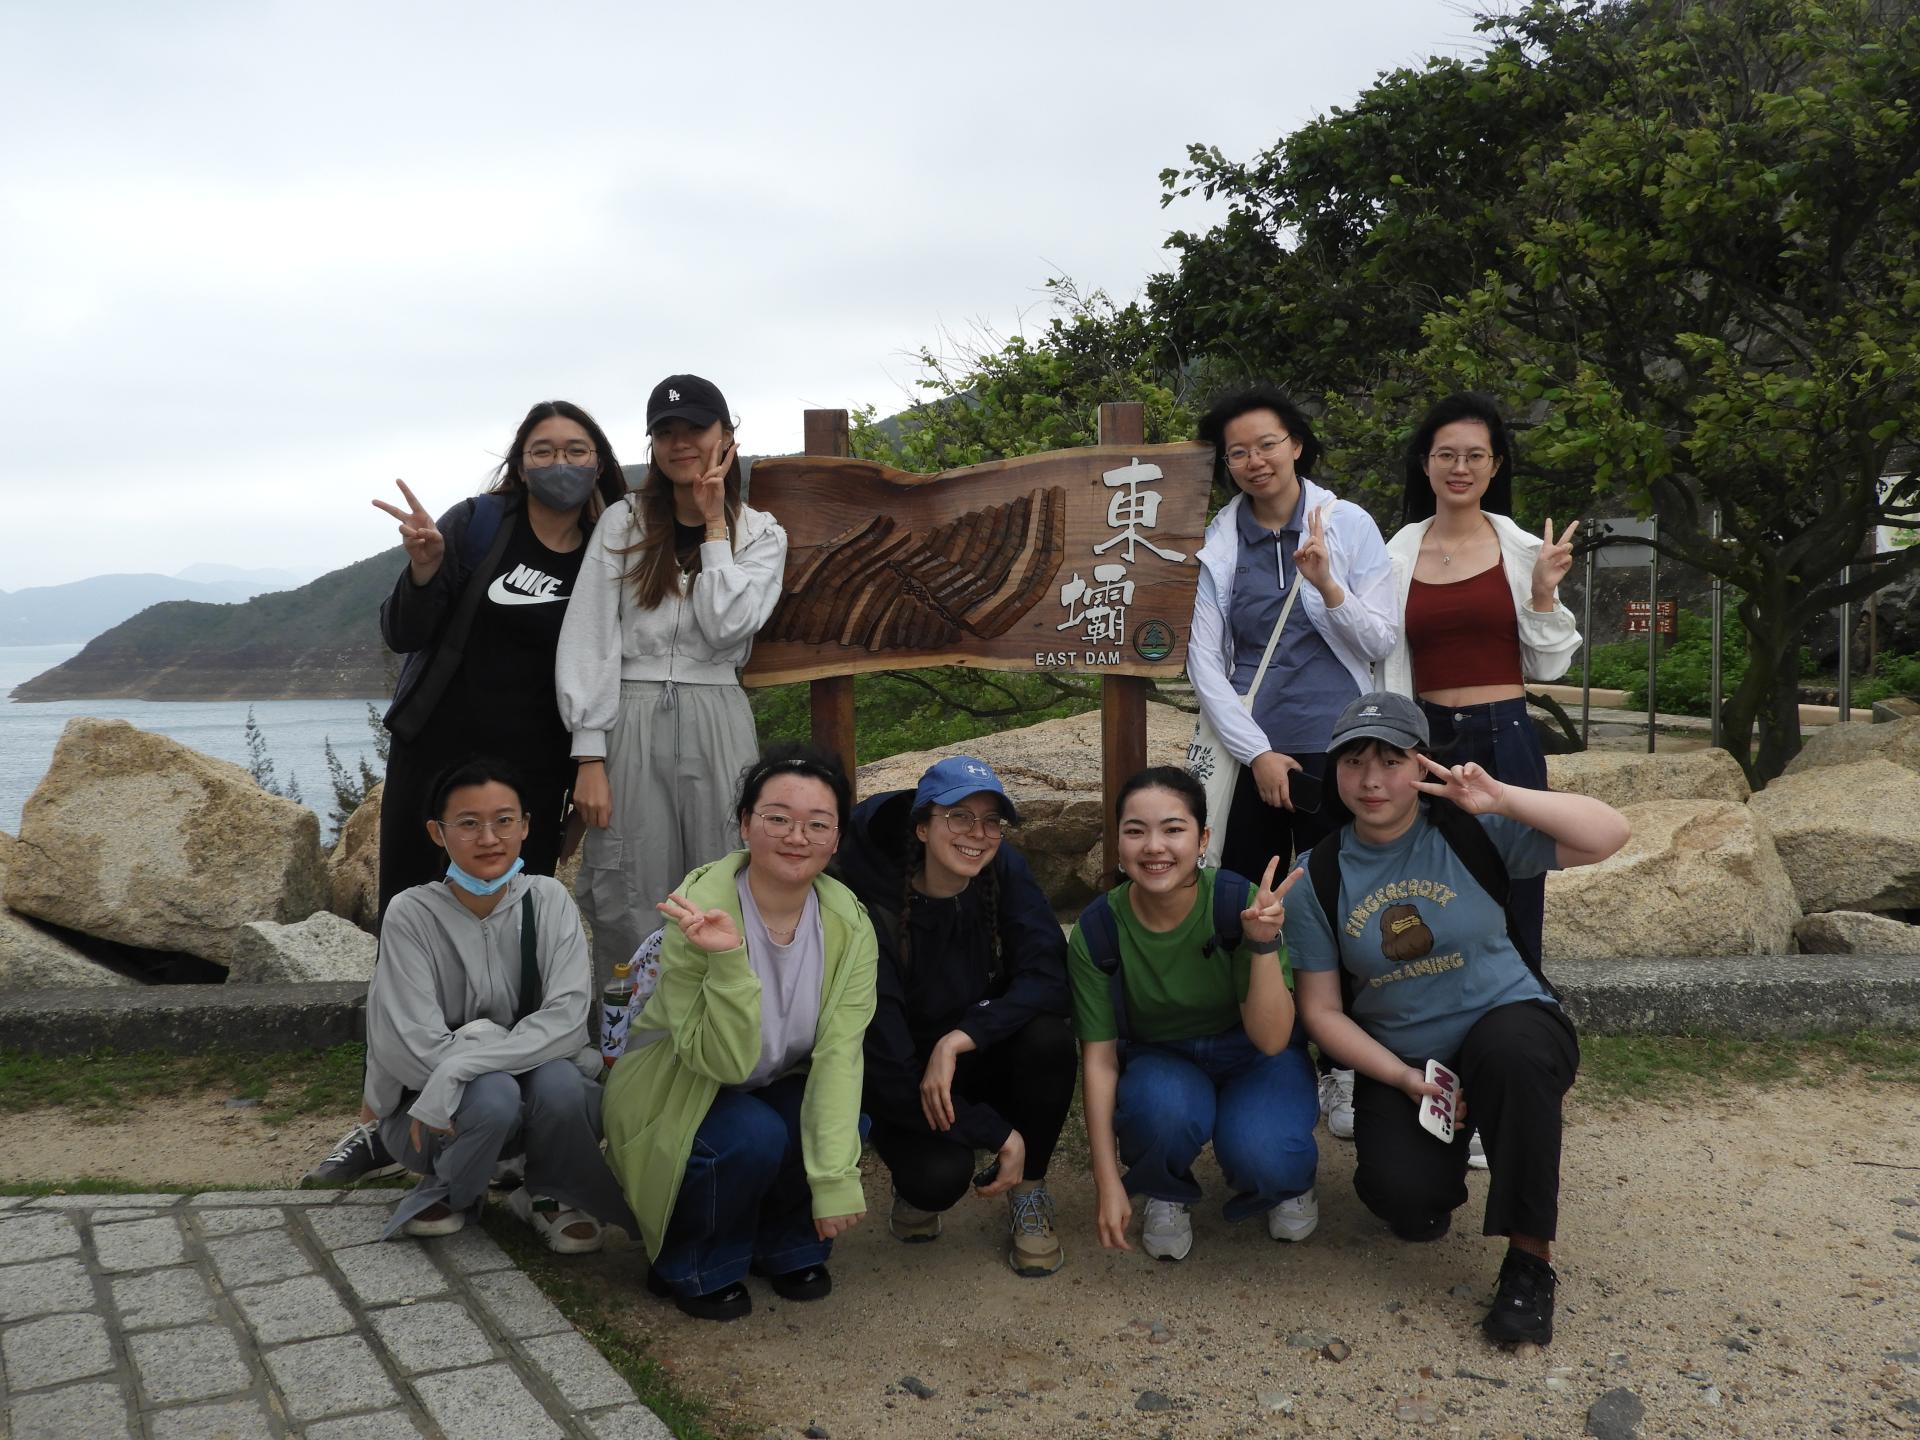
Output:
[{"xmin": 1133, "ymin": 620, "xmax": 1175, "ymax": 662}]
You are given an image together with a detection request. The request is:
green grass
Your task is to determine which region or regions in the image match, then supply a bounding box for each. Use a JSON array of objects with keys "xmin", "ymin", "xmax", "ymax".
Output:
[
  {"xmin": 0, "ymin": 1178, "xmax": 201, "ymax": 1197},
  {"xmin": 1575, "ymin": 1030, "xmax": 1920, "ymax": 1105},
  {"xmin": 0, "ymin": 1044, "xmax": 365, "ymax": 1124},
  {"xmin": 480, "ymin": 1211, "xmax": 741, "ymax": 1440}
]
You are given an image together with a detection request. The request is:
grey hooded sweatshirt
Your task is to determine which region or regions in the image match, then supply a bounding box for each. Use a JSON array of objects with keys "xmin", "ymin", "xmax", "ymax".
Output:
[{"xmin": 363, "ymin": 873, "xmax": 600, "ymax": 1132}]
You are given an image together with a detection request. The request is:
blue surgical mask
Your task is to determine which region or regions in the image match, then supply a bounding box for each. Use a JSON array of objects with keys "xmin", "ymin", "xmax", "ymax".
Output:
[
  {"xmin": 524, "ymin": 462, "xmax": 598, "ymax": 511},
  {"xmin": 445, "ymin": 856, "xmax": 524, "ymax": 896}
]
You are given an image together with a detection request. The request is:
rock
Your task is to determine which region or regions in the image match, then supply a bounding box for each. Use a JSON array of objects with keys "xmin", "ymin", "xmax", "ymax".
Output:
[
  {"xmin": 1585, "ymin": 1387, "xmax": 1645, "ymax": 1439},
  {"xmin": 227, "ymin": 911, "xmax": 378, "ymax": 984},
  {"xmin": 1286, "ymin": 1330, "xmax": 1336, "ymax": 1349},
  {"xmin": 1393, "ymin": 1391, "xmax": 1438, "ymax": 1423},
  {"xmin": 3, "ymin": 718, "xmax": 328, "ymax": 966},
  {"xmin": 1133, "ymin": 1390, "xmax": 1175, "ymax": 1412},
  {"xmin": 803, "ymin": 1427, "xmax": 830, "ymax": 1439},
  {"xmin": 1750, "ymin": 759, "xmax": 1920, "ymax": 912},
  {"xmin": 327, "ymin": 783, "xmax": 382, "ymax": 933},
  {"xmin": 1874, "ymin": 697, "xmax": 1920, "ymax": 723},
  {"xmin": 854, "ymin": 702, "xmax": 1192, "ymax": 910},
  {"xmin": 1781, "ymin": 717, "xmax": 1920, "ymax": 776},
  {"xmin": 1793, "ymin": 911, "xmax": 1920, "ymax": 955},
  {"xmin": 898, "ymin": 1376, "xmax": 935, "ymax": 1400},
  {"xmin": 0, "ymin": 831, "xmax": 131, "ymax": 989},
  {"xmin": 1257, "ymin": 1392, "xmax": 1294, "ymax": 1414},
  {"xmin": 1543, "ymin": 801, "xmax": 1799, "ymax": 958},
  {"xmin": 1321, "ymin": 1340, "xmax": 1352, "ymax": 1362},
  {"xmin": 1547, "ymin": 748, "xmax": 1752, "ymax": 808}
]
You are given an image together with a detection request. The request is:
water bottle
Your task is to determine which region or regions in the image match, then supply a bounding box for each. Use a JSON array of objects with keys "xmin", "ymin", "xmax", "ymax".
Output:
[{"xmin": 600, "ymin": 960, "xmax": 637, "ymax": 1068}]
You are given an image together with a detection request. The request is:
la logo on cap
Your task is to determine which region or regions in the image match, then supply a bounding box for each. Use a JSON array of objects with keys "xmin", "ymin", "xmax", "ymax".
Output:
[{"xmin": 668, "ymin": 389, "xmax": 681, "ymax": 402}]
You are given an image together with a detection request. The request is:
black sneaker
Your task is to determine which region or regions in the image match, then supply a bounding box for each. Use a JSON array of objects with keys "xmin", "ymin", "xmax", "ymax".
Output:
[
  {"xmin": 674, "ymin": 1281, "xmax": 752, "ymax": 1322},
  {"xmin": 1481, "ymin": 1248, "xmax": 1556, "ymax": 1346},
  {"xmin": 765, "ymin": 1263, "xmax": 832, "ymax": 1302},
  {"xmin": 301, "ymin": 1121, "xmax": 404, "ymax": 1188}
]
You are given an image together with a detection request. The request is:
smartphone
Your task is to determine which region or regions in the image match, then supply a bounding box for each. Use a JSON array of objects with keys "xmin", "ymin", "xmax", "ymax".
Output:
[
  {"xmin": 1417, "ymin": 1059, "xmax": 1458, "ymax": 1145},
  {"xmin": 973, "ymin": 1160, "xmax": 1000, "ymax": 1190},
  {"xmin": 1289, "ymin": 770, "xmax": 1323, "ymax": 814}
]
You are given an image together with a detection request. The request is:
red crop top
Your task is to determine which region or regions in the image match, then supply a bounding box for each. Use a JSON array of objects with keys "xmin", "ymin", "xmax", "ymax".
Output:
[{"xmin": 1406, "ymin": 563, "xmax": 1523, "ymax": 692}]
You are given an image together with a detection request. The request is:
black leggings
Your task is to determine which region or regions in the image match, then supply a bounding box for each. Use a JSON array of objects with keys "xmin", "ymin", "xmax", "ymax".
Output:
[
  {"xmin": 1352, "ymin": 1000, "xmax": 1578, "ymax": 1242},
  {"xmin": 871, "ymin": 1014, "xmax": 1078, "ymax": 1212}
]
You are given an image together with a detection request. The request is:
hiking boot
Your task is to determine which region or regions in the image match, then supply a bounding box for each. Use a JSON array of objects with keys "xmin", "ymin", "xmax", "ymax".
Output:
[
  {"xmin": 1318, "ymin": 1068, "xmax": 1356, "ymax": 1140},
  {"xmin": 1140, "ymin": 1199, "xmax": 1193, "ymax": 1261},
  {"xmin": 1007, "ymin": 1181, "xmax": 1063, "ymax": 1277},
  {"xmin": 1266, "ymin": 1187, "xmax": 1319, "ymax": 1243},
  {"xmin": 889, "ymin": 1190, "xmax": 943, "ymax": 1243},
  {"xmin": 1467, "ymin": 1130, "xmax": 1488, "ymax": 1171},
  {"xmin": 302, "ymin": 1121, "xmax": 403, "ymax": 1188},
  {"xmin": 1481, "ymin": 1248, "xmax": 1557, "ymax": 1347}
]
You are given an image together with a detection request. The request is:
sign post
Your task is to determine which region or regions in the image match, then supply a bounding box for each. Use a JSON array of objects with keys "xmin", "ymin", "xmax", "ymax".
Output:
[
  {"xmin": 1097, "ymin": 403, "xmax": 1150, "ymax": 888},
  {"xmin": 801, "ymin": 410, "xmax": 858, "ymax": 776}
]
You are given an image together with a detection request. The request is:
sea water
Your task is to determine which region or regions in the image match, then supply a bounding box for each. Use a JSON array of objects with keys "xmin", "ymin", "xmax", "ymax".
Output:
[{"xmin": 0, "ymin": 644, "xmax": 385, "ymax": 842}]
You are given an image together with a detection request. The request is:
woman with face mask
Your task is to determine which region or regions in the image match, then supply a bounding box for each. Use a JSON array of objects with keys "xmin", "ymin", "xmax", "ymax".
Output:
[
  {"xmin": 305, "ymin": 401, "xmax": 628, "ymax": 1189},
  {"xmin": 557, "ymin": 375, "xmax": 789, "ymax": 999}
]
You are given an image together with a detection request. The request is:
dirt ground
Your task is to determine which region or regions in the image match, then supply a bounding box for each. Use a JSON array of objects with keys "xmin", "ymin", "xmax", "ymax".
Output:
[{"xmin": 7, "ymin": 1084, "xmax": 1918, "ymax": 1439}]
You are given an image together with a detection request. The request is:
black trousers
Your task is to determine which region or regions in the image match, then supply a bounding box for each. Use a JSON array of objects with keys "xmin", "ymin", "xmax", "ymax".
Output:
[
  {"xmin": 1218, "ymin": 754, "xmax": 1344, "ymax": 886},
  {"xmin": 1352, "ymin": 1000, "xmax": 1578, "ymax": 1242},
  {"xmin": 871, "ymin": 1014, "xmax": 1078, "ymax": 1212}
]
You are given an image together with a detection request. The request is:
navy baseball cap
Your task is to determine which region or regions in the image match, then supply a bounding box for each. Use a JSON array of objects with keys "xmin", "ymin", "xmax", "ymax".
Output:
[
  {"xmin": 1329, "ymin": 691, "xmax": 1430, "ymax": 752},
  {"xmin": 647, "ymin": 374, "xmax": 731, "ymax": 431},
  {"xmin": 912, "ymin": 756, "xmax": 1022, "ymax": 825}
]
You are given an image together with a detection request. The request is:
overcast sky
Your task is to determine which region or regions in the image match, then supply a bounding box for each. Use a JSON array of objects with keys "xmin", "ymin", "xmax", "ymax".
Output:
[{"xmin": 1, "ymin": 0, "xmax": 1483, "ymax": 591}]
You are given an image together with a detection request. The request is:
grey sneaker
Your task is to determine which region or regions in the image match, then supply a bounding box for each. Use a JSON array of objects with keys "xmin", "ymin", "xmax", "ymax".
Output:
[
  {"xmin": 1140, "ymin": 1199, "xmax": 1193, "ymax": 1261},
  {"xmin": 1007, "ymin": 1181, "xmax": 1063, "ymax": 1276},
  {"xmin": 301, "ymin": 1121, "xmax": 403, "ymax": 1188},
  {"xmin": 889, "ymin": 1190, "xmax": 942, "ymax": 1243}
]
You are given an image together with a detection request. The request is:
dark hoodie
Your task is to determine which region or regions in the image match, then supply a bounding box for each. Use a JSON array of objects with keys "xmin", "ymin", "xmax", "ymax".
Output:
[{"xmin": 836, "ymin": 788, "xmax": 1071, "ymax": 1153}]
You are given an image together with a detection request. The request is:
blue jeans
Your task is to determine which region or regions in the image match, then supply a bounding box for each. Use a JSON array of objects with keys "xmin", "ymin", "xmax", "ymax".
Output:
[
  {"xmin": 653, "ymin": 1074, "xmax": 851, "ymax": 1296},
  {"xmin": 1420, "ymin": 696, "xmax": 1549, "ymax": 964},
  {"xmin": 1114, "ymin": 1027, "xmax": 1319, "ymax": 1221}
]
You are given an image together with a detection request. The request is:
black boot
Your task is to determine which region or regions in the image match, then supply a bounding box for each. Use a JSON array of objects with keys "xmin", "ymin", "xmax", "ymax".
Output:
[{"xmin": 1481, "ymin": 1247, "xmax": 1556, "ymax": 1346}]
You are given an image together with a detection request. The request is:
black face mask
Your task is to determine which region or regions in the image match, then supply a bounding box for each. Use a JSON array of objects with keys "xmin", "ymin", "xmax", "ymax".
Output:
[{"xmin": 524, "ymin": 463, "xmax": 597, "ymax": 510}]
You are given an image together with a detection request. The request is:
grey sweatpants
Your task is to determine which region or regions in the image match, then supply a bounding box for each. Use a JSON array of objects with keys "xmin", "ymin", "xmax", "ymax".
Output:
[
  {"xmin": 577, "ymin": 678, "xmax": 757, "ymax": 990},
  {"xmin": 379, "ymin": 1058, "xmax": 639, "ymax": 1240}
]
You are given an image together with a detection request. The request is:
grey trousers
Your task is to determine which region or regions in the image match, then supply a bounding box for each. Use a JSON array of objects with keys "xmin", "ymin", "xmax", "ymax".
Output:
[
  {"xmin": 577, "ymin": 678, "xmax": 757, "ymax": 990},
  {"xmin": 379, "ymin": 1058, "xmax": 639, "ymax": 1240}
]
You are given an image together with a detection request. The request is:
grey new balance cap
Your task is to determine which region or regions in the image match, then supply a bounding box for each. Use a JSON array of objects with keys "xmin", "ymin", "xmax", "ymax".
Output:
[{"xmin": 1329, "ymin": 691, "xmax": 1430, "ymax": 752}]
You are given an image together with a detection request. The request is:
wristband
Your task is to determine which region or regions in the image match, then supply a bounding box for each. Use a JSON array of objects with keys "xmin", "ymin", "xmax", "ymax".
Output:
[{"xmin": 1247, "ymin": 941, "xmax": 1281, "ymax": 955}]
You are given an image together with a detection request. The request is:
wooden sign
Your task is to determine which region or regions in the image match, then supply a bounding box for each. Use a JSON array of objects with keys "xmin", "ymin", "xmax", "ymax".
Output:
[
  {"xmin": 742, "ymin": 444, "xmax": 1211, "ymax": 686},
  {"xmin": 1623, "ymin": 599, "xmax": 1677, "ymax": 636}
]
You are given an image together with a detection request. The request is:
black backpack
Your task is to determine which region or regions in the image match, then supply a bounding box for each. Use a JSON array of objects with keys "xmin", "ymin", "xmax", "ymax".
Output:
[
  {"xmin": 1078, "ymin": 870, "xmax": 1251, "ymax": 1041},
  {"xmin": 1303, "ymin": 802, "xmax": 1553, "ymax": 1004}
]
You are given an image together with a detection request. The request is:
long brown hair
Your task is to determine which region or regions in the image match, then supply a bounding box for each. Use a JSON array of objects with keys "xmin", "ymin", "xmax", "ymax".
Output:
[
  {"xmin": 487, "ymin": 400, "xmax": 627, "ymax": 529},
  {"xmin": 613, "ymin": 437, "xmax": 744, "ymax": 611}
]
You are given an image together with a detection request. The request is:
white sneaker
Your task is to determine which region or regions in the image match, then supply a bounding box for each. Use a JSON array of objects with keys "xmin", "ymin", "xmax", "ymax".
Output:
[
  {"xmin": 1319, "ymin": 1068, "xmax": 1356, "ymax": 1140},
  {"xmin": 1140, "ymin": 1199, "xmax": 1193, "ymax": 1261},
  {"xmin": 1267, "ymin": 1187, "xmax": 1319, "ymax": 1242},
  {"xmin": 507, "ymin": 1186, "xmax": 603, "ymax": 1255},
  {"xmin": 1467, "ymin": 1130, "xmax": 1488, "ymax": 1171}
]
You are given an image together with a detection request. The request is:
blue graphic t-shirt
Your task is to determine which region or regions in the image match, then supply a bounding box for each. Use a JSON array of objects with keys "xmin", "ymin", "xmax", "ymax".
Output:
[{"xmin": 1284, "ymin": 807, "xmax": 1559, "ymax": 1064}]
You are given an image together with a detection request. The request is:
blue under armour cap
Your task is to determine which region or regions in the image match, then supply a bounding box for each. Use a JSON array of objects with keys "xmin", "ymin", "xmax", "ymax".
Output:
[{"xmin": 912, "ymin": 755, "xmax": 1021, "ymax": 824}]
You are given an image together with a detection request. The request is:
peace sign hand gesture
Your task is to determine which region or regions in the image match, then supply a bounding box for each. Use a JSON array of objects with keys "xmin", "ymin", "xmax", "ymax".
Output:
[
  {"xmin": 1530, "ymin": 517, "xmax": 1578, "ymax": 608},
  {"xmin": 371, "ymin": 480, "xmax": 446, "ymax": 584},
  {"xmin": 1292, "ymin": 502, "xmax": 1336, "ymax": 596},
  {"xmin": 1239, "ymin": 856, "xmax": 1304, "ymax": 948},
  {"xmin": 1409, "ymin": 753, "xmax": 1507, "ymax": 817},
  {"xmin": 695, "ymin": 434, "xmax": 736, "ymax": 530},
  {"xmin": 655, "ymin": 892, "xmax": 744, "ymax": 955}
]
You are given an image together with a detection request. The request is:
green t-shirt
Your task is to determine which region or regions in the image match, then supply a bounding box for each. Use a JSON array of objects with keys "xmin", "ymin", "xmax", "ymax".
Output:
[{"xmin": 1067, "ymin": 868, "xmax": 1290, "ymax": 1044}]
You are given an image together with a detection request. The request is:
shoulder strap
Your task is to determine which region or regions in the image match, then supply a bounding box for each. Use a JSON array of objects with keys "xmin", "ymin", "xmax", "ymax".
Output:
[
  {"xmin": 1304, "ymin": 831, "xmax": 1357, "ymax": 1007},
  {"xmin": 1205, "ymin": 869, "xmax": 1249, "ymax": 956},
  {"xmin": 1080, "ymin": 893, "xmax": 1131, "ymax": 1043},
  {"xmin": 459, "ymin": 494, "xmax": 509, "ymax": 571},
  {"xmin": 513, "ymin": 890, "xmax": 542, "ymax": 1025},
  {"xmin": 1426, "ymin": 802, "xmax": 1550, "ymax": 987}
]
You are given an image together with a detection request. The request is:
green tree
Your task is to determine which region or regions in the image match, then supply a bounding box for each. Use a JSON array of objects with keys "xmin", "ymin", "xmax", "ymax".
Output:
[
  {"xmin": 242, "ymin": 706, "xmax": 301, "ymax": 805},
  {"xmin": 1152, "ymin": 0, "xmax": 1920, "ymax": 783}
]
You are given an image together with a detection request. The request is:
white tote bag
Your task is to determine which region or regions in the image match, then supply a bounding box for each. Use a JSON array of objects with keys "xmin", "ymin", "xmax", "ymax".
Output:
[{"xmin": 1186, "ymin": 573, "xmax": 1304, "ymax": 867}]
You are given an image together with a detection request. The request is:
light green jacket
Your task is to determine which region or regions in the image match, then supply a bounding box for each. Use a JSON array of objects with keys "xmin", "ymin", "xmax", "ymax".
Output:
[{"xmin": 602, "ymin": 851, "xmax": 878, "ymax": 1260}]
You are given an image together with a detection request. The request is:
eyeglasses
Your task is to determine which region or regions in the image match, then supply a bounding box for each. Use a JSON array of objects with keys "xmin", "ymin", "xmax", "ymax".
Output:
[
  {"xmin": 1223, "ymin": 435, "xmax": 1292, "ymax": 469},
  {"xmin": 932, "ymin": 808, "xmax": 1014, "ymax": 837},
  {"xmin": 752, "ymin": 810, "xmax": 839, "ymax": 844},
  {"xmin": 436, "ymin": 812, "xmax": 526, "ymax": 839},
  {"xmin": 525, "ymin": 443, "xmax": 597, "ymax": 465},
  {"xmin": 1428, "ymin": 448, "xmax": 1495, "ymax": 470}
]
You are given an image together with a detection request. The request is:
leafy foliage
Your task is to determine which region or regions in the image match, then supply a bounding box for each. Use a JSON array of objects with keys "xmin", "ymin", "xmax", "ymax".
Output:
[{"xmin": 243, "ymin": 706, "xmax": 302, "ymax": 804}]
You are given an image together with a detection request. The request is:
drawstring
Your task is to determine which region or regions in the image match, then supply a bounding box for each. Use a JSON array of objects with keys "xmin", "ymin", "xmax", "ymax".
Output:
[{"xmin": 656, "ymin": 678, "xmax": 680, "ymax": 710}]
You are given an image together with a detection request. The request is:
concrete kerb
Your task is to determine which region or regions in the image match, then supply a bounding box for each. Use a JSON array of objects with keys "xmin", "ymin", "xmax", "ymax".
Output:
[{"xmin": 3, "ymin": 959, "xmax": 1919, "ymax": 1056}]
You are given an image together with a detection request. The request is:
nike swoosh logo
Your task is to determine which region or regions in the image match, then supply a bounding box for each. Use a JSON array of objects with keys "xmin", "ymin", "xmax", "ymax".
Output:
[{"xmin": 487, "ymin": 575, "xmax": 564, "ymax": 606}]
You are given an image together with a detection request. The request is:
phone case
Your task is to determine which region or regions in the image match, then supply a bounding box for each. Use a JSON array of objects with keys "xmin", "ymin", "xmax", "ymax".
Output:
[{"xmin": 1417, "ymin": 1059, "xmax": 1457, "ymax": 1144}]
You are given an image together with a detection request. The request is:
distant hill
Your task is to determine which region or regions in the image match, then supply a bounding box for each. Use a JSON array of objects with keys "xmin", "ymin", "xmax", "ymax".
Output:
[
  {"xmin": 174, "ymin": 562, "xmax": 312, "ymax": 589},
  {"xmin": 11, "ymin": 551, "xmax": 401, "ymax": 701},
  {"xmin": 0, "ymin": 573, "xmax": 291, "ymax": 645}
]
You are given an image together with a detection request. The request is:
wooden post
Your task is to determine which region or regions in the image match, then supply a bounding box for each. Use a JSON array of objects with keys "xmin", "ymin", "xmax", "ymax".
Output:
[
  {"xmin": 1097, "ymin": 402, "xmax": 1150, "ymax": 887},
  {"xmin": 803, "ymin": 409, "xmax": 858, "ymax": 785}
]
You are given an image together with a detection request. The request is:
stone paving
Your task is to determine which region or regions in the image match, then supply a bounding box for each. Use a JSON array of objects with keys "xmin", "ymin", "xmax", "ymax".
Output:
[{"xmin": 0, "ymin": 1190, "xmax": 672, "ymax": 1439}]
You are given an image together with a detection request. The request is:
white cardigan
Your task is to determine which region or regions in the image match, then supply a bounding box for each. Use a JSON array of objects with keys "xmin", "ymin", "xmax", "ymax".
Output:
[
  {"xmin": 1187, "ymin": 479, "xmax": 1398, "ymax": 766},
  {"xmin": 1377, "ymin": 512, "xmax": 1581, "ymax": 697}
]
